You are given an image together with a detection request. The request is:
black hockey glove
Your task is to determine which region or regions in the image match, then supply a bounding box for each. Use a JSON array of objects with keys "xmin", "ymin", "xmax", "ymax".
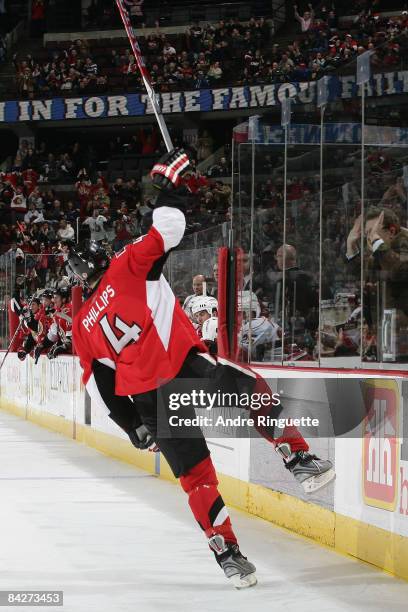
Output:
[
  {"xmin": 150, "ymin": 148, "xmax": 191, "ymax": 191},
  {"xmin": 20, "ymin": 310, "xmax": 31, "ymax": 324},
  {"xmin": 153, "ymin": 183, "xmax": 191, "ymax": 212},
  {"xmin": 128, "ymin": 424, "xmax": 159, "ymax": 452},
  {"xmin": 47, "ymin": 342, "xmax": 68, "ymax": 360}
]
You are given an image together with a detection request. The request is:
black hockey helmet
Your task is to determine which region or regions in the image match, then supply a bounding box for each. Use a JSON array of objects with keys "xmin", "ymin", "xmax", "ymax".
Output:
[
  {"xmin": 41, "ymin": 289, "xmax": 54, "ymax": 300},
  {"xmin": 54, "ymin": 287, "xmax": 70, "ymax": 302},
  {"xmin": 66, "ymin": 239, "xmax": 110, "ymax": 287}
]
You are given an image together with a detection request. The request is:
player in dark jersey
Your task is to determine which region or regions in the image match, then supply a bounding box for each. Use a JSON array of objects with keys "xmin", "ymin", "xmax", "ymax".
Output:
[{"xmin": 68, "ymin": 149, "xmax": 334, "ymax": 589}]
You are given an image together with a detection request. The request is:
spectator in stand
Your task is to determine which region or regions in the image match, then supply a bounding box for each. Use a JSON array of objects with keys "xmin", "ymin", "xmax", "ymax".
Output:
[
  {"xmin": 207, "ymin": 156, "xmax": 230, "ymax": 177},
  {"xmin": 122, "ymin": 178, "xmax": 140, "ymax": 206},
  {"xmin": 82, "ymin": 209, "xmax": 107, "ymax": 242},
  {"xmin": 109, "ymin": 176, "xmax": 124, "ymax": 200},
  {"xmin": 10, "ymin": 191, "xmax": 28, "ymax": 222},
  {"xmin": 139, "ymin": 127, "xmax": 159, "ymax": 155},
  {"xmin": 186, "ymin": 22, "xmax": 204, "ymax": 54},
  {"xmin": 35, "ymin": 243, "xmax": 49, "ymax": 286},
  {"xmin": 212, "ymin": 181, "xmax": 232, "ymax": 211},
  {"xmin": 38, "ymin": 221, "xmax": 56, "ymax": 245},
  {"xmin": 17, "ymin": 66, "xmax": 35, "ymax": 99},
  {"xmin": 57, "ymin": 220, "xmax": 75, "ymax": 242},
  {"xmin": 46, "ymin": 199, "xmax": 65, "ymax": 224},
  {"xmin": 6, "ymin": 242, "xmax": 25, "ymax": 263},
  {"xmin": 163, "ymin": 40, "xmax": 177, "ymax": 60},
  {"xmin": 184, "ymin": 168, "xmax": 209, "ymax": 194},
  {"xmin": 84, "ymin": 56, "xmax": 98, "ymax": 76},
  {"xmin": 207, "ymin": 61, "xmax": 223, "ymax": 82},
  {"xmin": 112, "ymin": 219, "xmax": 132, "ymax": 252},
  {"xmin": 75, "ymin": 170, "xmax": 93, "ymax": 217},
  {"xmin": 294, "ymin": 4, "xmax": 315, "ymax": 33},
  {"xmin": 24, "ymin": 203, "xmax": 44, "ymax": 225},
  {"xmin": 65, "ymin": 200, "xmax": 80, "ymax": 226},
  {"xmin": 194, "ymin": 69, "xmax": 210, "ymax": 89}
]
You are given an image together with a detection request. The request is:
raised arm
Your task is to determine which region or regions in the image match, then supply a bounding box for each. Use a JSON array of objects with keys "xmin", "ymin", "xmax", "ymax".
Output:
[
  {"xmin": 149, "ymin": 147, "xmax": 191, "ymax": 250},
  {"xmin": 294, "ymin": 4, "xmax": 301, "ymax": 22},
  {"xmin": 127, "ymin": 148, "xmax": 191, "ymax": 277}
]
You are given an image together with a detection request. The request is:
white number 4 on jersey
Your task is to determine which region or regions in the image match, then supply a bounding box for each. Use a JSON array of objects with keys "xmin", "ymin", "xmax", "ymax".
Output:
[{"xmin": 100, "ymin": 314, "xmax": 142, "ymax": 355}]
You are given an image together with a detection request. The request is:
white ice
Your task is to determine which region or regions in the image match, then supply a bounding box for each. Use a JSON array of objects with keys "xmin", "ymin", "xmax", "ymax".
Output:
[{"xmin": 0, "ymin": 410, "xmax": 407, "ymax": 612}]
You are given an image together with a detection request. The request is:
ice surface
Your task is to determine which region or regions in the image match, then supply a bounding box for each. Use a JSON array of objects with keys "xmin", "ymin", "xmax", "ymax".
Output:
[{"xmin": 0, "ymin": 411, "xmax": 407, "ymax": 612}]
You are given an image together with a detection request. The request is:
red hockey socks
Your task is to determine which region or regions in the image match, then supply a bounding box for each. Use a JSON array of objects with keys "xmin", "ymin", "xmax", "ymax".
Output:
[
  {"xmin": 252, "ymin": 375, "xmax": 309, "ymax": 453},
  {"xmin": 180, "ymin": 456, "xmax": 237, "ymax": 545},
  {"xmin": 274, "ymin": 426, "xmax": 309, "ymax": 452}
]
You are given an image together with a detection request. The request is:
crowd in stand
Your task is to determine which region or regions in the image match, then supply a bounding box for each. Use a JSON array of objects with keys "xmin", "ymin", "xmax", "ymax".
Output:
[
  {"xmin": 11, "ymin": 4, "xmax": 408, "ymax": 100},
  {"xmin": 2, "ymin": 137, "xmax": 407, "ymax": 365},
  {"xmin": 288, "ymin": 4, "xmax": 407, "ymax": 78},
  {"xmin": 0, "ymin": 128, "xmax": 233, "ymax": 293},
  {"xmin": 13, "ymin": 40, "xmax": 109, "ymax": 98},
  {"xmin": 3, "ymin": 139, "xmax": 407, "ymax": 364},
  {"xmin": 10, "ymin": 16, "xmax": 270, "ymax": 98}
]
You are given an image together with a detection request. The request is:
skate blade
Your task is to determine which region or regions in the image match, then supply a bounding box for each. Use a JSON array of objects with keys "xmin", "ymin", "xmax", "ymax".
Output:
[
  {"xmin": 302, "ymin": 468, "xmax": 336, "ymax": 494},
  {"xmin": 230, "ymin": 572, "xmax": 258, "ymax": 589}
]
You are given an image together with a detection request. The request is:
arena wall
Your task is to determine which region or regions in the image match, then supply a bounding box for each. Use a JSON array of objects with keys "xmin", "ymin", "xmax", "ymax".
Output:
[{"xmin": 1, "ymin": 354, "xmax": 408, "ymax": 581}]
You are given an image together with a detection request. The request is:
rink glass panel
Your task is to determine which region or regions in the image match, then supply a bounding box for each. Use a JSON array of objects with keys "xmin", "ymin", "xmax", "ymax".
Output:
[
  {"xmin": 165, "ymin": 224, "xmax": 228, "ymax": 307},
  {"xmin": 0, "ymin": 253, "xmax": 16, "ymax": 350},
  {"xmin": 319, "ymin": 91, "xmax": 363, "ymax": 366},
  {"xmin": 321, "ymin": 37, "xmax": 408, "ymax": 366},
  {"xmin": 282, "ymin": 139, "xmax": 321, "ymax": 364},
  {"xmin": 233, "ymin": 140, "xmax": 286, "ymax": 364},
  {"xmin": 233, "ymin": 118, "xmax": 408, "ymax": 370},
  {"xmin": 361, "ymin": 136, "xmax": 408, "ymax": 364}
]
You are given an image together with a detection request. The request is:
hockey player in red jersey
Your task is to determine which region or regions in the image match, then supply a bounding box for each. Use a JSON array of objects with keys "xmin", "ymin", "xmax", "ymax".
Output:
[
  {"xmin": 69, "ymin": 149, "xmax": 257, "ymax": 588},
  {"xmin": 69, "ymin": 149, "xmax": 334, "ymax": 589},
  {"xmin": 35, "ymin": 288, "xmax": 73, "ymax": 362},
  {"xmin": 49, "ymin": 288, "xmax": 73, "ymax": 358},
  {"xmin": 17, "ymin": 298, "xmax": 48, "ymax": 361}
]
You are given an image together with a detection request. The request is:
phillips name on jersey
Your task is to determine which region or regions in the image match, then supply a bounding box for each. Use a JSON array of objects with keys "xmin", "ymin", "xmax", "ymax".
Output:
[{"xmin": 81, "ymin": 285, "xmax": 116, "ymax": 331}]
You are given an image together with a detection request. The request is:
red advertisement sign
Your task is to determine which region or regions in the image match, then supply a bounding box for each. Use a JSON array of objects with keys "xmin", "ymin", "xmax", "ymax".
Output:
[{"xmin": 363, "ymin": 380, "xmax": 399, "ymax": 511}]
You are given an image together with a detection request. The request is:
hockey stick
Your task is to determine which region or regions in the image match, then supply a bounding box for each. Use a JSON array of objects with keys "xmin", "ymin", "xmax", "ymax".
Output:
[
  {"xmin": 115, "ymin": 0, "xmax": 173, "ymax": 152},
  {"xmin": 0, "ymin": 294, "xmax": 36, "ymax": 372}
]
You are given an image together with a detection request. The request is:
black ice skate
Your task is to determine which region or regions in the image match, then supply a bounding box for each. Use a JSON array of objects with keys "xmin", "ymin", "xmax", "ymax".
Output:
[
  {"xmin": 208, "ymin": 534, "xmax": 257, "ymax": 589},
  {"xmin": 276, "ymin": 443, "xmax": 336, "ymax": 494}
]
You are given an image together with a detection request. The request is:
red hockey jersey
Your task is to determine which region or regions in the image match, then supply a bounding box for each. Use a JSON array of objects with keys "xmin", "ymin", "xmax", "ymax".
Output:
[
  {"xmin": 73, "ymin": 206, "xmax": 207, "ymax": 396},
  {"xmin": 35, "ymin": 305, "xmax": 51, "ymax": 343},
  {"xmin": 21, "ymin": 308, "xmax": 49, "ymax": 343},
  {"xmin": 53, "ymin": 303, "xmax": 73, "ymax": 343}
]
